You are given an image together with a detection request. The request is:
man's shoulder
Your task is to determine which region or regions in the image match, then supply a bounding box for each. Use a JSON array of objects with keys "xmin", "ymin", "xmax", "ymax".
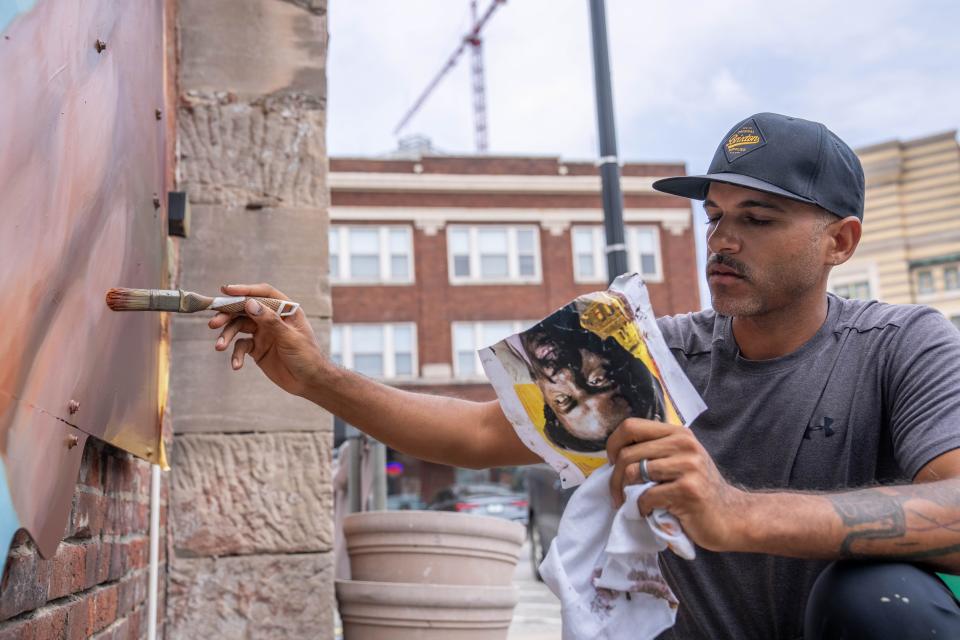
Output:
[
  {"xmin": 656, "ymin": 308, "xmax": 718, "ymax": 357},
  {"xmin": 833, "ymin": 296, "xmax": 949, "ymax": 336}
]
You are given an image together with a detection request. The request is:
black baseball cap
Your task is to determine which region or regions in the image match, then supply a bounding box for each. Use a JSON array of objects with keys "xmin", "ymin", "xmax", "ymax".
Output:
[{"xmin": 653, "ymin": 113, "xmax": 865, "ymax": 220}]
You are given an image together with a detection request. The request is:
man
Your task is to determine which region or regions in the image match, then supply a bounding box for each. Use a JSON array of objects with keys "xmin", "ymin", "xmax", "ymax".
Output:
[{"xmin": 210, "ymin": 113, "xmax": 960, "ymax": 638}]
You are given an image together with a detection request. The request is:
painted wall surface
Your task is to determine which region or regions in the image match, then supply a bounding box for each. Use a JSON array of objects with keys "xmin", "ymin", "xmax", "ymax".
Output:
[{"xmin": 0, "ymin": 0, "xmax": 167, "ymax": 563}]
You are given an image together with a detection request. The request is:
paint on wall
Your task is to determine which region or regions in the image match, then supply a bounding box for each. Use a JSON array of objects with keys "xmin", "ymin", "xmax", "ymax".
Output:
[
  {"xmin": 0, "ymin": 458, "xmax": 21, "ymax": 572},
  {"xmin": 0, "ymin": 0, "xmax": 37, "ymax": 33},
  {"xmin": 0, "ymin": 0, "xmax": 167, "ymax": 563}
]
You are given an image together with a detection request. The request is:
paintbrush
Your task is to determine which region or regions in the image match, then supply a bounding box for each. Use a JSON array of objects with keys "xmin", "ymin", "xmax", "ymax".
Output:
[{"xmin": 105, "ymin": 288, "xmax": 300, "ymax": 317}]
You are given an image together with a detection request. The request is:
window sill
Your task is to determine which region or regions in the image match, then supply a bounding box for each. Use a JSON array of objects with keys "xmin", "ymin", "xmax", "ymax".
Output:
[
  {"xmin": 448, "ymin": 278, "xmax": 543, "ymax": 286},
  {"xmin": 918, "ymin": 289, "xmax": 960, "ymax": 302},
  {"xmin": 376, "ymin": 376, "xmax": 491, "ymax": 386},
  {"xmin": 573, "ymin": 275, "xmax": 664, "ymax": 285},
  {"xmin": 332, "ymin": 280, "xmax": 416, "ymax": 287}
]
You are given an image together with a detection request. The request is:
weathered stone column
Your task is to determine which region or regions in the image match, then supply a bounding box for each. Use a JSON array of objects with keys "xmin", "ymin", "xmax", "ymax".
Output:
[{"xmin": 167, "ymin": 1, "xmax": 333, "ymax": 637}]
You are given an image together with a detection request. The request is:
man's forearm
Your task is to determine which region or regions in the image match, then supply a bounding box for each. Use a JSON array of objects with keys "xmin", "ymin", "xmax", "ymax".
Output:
[
  {"xmin": 738, "ymin": 479, "xmax": 960, "ymax": 573},
  {"xmin": 302, "ymin": 357, "xmax": 538, "ymax": 469}
]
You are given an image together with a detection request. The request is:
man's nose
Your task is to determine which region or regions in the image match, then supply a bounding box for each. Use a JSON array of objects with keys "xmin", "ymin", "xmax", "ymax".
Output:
[{"xmin": 706, "ymin": 216, "xmax": 741, "ymax": 255}]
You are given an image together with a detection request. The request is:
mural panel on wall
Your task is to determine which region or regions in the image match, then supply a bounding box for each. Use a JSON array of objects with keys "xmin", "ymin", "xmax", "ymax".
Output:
[{"xmin": 0, "ymin": 0, "xmax": 168, "ymax": 565}]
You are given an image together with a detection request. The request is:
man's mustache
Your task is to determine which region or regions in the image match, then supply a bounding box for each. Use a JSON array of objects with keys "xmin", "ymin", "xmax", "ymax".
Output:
[{"xmin": 707, "ymin": 254, "xmax": 750, "ymax": 280}]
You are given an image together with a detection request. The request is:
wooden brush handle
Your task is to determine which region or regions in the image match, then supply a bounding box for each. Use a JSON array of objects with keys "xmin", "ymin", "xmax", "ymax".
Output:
[{"xmin": 212, "ymin": 297, "xmax": 300, "ymax": 317}]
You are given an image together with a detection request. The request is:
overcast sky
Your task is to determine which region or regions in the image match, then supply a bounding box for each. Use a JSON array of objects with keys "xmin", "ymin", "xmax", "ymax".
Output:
[
  {"xmin": 327, "ymin": 0, "xmax": 960, "ymax": 306},
  {"xmin": 329, "ymin": 0, "xmax": 959, "ymax": 166}
]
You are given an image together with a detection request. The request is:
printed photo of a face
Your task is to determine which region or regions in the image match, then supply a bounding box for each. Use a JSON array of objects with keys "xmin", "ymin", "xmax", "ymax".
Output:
[
  {"xmin": 517, "ymin": 306, "xmax": 666, "ymax": 453},
  {"xmin": 482, "ymin": 274, "xmax": 705, "ymax": 486}
]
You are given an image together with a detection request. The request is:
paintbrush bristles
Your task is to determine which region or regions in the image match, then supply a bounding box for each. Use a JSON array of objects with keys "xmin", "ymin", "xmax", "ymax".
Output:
[
  {"xmin": 105, "ymin": 288, "xmax": 154, "ymax": 311},
  {"xmin": 105, "ymin": 288, "xmax": 184, "ymax": 312}
]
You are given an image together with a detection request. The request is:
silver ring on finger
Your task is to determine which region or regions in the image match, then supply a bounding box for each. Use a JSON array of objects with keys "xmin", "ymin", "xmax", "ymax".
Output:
[{"xmin": 638, "ymin": 458, "xmax": 652, "ymax": 483}]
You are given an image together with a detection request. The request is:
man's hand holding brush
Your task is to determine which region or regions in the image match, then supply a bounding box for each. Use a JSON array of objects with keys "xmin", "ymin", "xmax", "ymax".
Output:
[{"xmin": 209, "ymin": 283, "xmax": 323, "ymax": 399}]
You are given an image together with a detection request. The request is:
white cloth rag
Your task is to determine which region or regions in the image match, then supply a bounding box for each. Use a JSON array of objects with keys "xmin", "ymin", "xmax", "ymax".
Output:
[{"xmin": 540, "ymin": 465, "xmax": 695, "ymax": 640}]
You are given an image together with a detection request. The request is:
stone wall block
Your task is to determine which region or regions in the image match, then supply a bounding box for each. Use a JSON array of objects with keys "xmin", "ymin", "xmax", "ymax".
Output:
[
  {"xmin": 170, "ymin": 314, "xmax": 331, "ymax": 434},
  {"xmin": 178, "ymin": 204, "xmax": 331, "ymax": 317},
  {"xmin": 167, "ymin": 552, "xmax": 334, "ymax": 640},
  {"xmin": 179, "ymin": 0, "xmax": 327, "ymax": 99},
  {"xmin": 170, "ymin": 432, "xmax": 333, "ymax": 556},
  {"xmin": 179, "ymin": 93, "xmax": 328, "ymax": 208}
]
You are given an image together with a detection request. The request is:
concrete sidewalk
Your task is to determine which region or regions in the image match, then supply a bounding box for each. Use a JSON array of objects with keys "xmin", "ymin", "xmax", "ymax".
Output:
[{"xmin": 508, "ymin": 541, "xmax": 562, "ymax": 640}]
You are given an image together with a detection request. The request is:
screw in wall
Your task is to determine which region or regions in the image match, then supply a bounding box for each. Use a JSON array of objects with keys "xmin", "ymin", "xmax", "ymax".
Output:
[
  {"xmin": 66, "ymin": 434, "xmax": 79, "ymax": 450},
  {"xmin": 153, "ymin": 194, "xmax": 161, "ymax": 209},
  {"xmin": 95, "ymin": 39, "xmax": 107, "ymax": 53},
  {"xmin": 68, "ymin": 399, "xmax": 80, "ymax": 414},
  {"xmin": 155, "ymin": 108, "xmax": 163, "ymax": 120}
]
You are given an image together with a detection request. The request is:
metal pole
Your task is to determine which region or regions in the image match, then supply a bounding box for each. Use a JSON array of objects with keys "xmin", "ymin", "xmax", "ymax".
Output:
[
  {"xmin": 371, "ymin": 441, "xmax": 387, "ymax": 511},
  {"xmin": 588, "ymin": 0, "xmax": 628, "ymax": 284},
  {"xmin": 347, "ymin": 426, "xmax": 363, "ymax": 513},
  {"xmin": 147, "ymin": 464, "xmax": 160, "ymax": 640}
]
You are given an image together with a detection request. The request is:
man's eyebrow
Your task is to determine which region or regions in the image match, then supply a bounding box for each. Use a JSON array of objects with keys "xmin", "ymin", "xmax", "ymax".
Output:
[
  {"xmin": 738, "ymin": 199, "xmax": 785, "ymax": 212},
  {"xmin": 702, "ymin": 198, "xmax": 785, "ymax": 212}
]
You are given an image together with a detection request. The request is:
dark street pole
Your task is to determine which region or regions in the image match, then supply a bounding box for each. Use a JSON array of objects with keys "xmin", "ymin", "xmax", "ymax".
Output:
[{"xmin": 588, "ymin": 0, "xmax": 628, "ymax": 284}]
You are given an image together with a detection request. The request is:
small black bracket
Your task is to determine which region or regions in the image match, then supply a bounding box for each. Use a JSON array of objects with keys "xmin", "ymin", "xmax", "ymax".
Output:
[{"xmin": 167, "ymin": 192, "xmax": 190, "ymax": 237}]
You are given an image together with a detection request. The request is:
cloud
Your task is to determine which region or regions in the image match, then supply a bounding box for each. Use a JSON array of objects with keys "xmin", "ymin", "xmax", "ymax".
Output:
[
  {"xmin": 708, "ymin": 68, "xmax": 752, "ymax": 111},
  {"xmin": 327, "ymin": 0, "xmax": 959, "ymax": 168}
]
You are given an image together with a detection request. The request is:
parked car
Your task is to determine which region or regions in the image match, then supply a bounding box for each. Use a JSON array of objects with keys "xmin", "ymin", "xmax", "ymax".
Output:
[
  {"xmin": 386, "ymin": 492, "xmax": 426, "ymax": 511},
  {"xmin": 525, "ymin": 463, "xmax": 576, "ymax": 581},
  {"xmin": 427, "ymin": 483, "xmax": 529, "ymax": 525}
]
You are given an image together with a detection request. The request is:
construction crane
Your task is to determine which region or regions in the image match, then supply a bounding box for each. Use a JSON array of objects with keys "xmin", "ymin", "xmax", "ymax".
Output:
[{"xmin": 393, "ymin": 0, "xmax": 506, "ymax": 153}]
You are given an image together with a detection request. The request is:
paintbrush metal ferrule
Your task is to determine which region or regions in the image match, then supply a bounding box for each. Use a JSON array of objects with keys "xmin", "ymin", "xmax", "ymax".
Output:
[
  {"xmin": 140, "ymin": 288, "xmax": 205, "ymax": 312},
  {"xmin": 150, "ymin": 289, "xmax": 185, "ymax": 312}
]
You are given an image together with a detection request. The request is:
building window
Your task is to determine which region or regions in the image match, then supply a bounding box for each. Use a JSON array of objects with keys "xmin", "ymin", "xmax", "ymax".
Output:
[
  {"xmin": 917, "ymin": 269, "xmax": 935, "ymax": 295},
  {"xmin": 452, "ymin": 320, "xmax": 534, "ymax": 378},
  {"xmin": 833, "ymin": 281, "xmax": 871, "ymax": 300},
  {"xmin": 944, "ymin": 266, "xmax": 960, "ymax": 291},
  {"xmin": 331, "ymin": 323, "xmax": 417, "ymax": 379},
  {"xmin": 330, "ymin": 225, "xmax": 413, "ymax": 284},
  {"xmin": 571, "ymin": 225, "xmax": 663, "ymax": 282},
  {"xmin": 446, "ymin": 225, "xmax": 541, "ymax": 284}
]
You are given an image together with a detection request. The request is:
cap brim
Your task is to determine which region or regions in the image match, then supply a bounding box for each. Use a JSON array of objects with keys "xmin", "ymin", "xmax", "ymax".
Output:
[{"xmin": 652, "ymin": 172, "xmax": 817, "ymax": 205}]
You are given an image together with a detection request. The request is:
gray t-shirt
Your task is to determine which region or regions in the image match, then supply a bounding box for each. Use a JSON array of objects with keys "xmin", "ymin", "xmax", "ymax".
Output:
[{"xmin": 654, "ymin": 294, "xmax": 960, "ymax": 640}]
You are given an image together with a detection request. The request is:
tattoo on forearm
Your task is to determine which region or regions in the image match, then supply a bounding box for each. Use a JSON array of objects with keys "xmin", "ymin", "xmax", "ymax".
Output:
[
  {"xmin": 829, "ymin": 480, "xmax": 960, "ymax": 561},
  {"xmin": 830, "ymin": 491, "xmax": 907, "ymax": 557}
]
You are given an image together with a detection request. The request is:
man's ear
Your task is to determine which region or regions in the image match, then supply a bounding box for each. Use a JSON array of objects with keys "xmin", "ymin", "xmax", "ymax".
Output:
[{"xmin": 826, "ymin": 217, "xmax": 862, "ymax": 266}]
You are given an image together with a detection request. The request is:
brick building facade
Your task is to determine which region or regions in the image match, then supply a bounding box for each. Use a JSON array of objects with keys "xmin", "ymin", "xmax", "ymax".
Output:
[
  {"xmin": 828, "ymin": 131, "xmax": 960, "ymax": 324},
  {"xmin": 329, "ymin": 154, "xmax": 700, "ymax": 501}
]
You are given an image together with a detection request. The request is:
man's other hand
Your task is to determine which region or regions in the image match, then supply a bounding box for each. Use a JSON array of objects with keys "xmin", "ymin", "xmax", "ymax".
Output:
[
  {"xmin": 606, "ymin": 418, "xmax": 750, "ymax": 552},
  {"xmin": 209, "ymin": 283, "xmax": 323, "ymax": 398}
]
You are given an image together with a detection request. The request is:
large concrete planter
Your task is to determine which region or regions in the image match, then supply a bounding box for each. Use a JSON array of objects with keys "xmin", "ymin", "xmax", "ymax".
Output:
[
  {"xmin": 344, "ymin": 510, "xmax": 525, "ymax": 586},
  {"xmin": 335, "ymin": 579, "xmax": 518, "ymax": 640}
]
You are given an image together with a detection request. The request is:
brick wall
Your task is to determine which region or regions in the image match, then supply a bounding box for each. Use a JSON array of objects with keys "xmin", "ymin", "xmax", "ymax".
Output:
[
  {"xmin": 332, "ymin": 190, "xmax": 684, "ymax": 209},
  {"xmin": 330, "ymin": 156, "xmax": 685, "ymax": 177},
  {"xmin": 0, "ymin": 440, "xmax": 167, "ymax": 640}
]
